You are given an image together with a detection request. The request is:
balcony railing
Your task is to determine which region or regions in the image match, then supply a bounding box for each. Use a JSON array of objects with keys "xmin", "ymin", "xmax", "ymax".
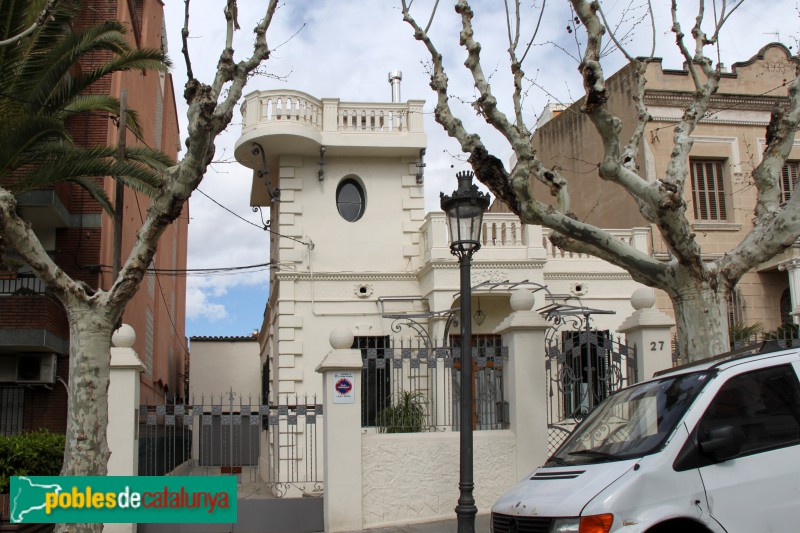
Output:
[
  {"xmin": 241, "ymin": 90, "xmax": 425, "ymax": 136},
  {"xmin": 420, "ymin": 212, "xmax": 649, "ymax": 263},
  {"xmin": 0, "ymin": 273, "xmax": 47, "ymax": 295}
]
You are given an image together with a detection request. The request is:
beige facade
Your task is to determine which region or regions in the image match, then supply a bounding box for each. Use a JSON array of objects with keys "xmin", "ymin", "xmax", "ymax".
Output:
[
  {"xmin": 495, "ymin": 43, "xmax": 800, "ymax": 332},
  {"xmin": 228, "ymin": 81, "xmax": 692, "ymax": 528}
]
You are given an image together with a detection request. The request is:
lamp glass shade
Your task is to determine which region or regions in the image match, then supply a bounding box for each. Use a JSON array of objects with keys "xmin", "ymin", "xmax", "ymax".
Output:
[
  {"xmin": 446, "ymin": 203, "xmax": 484, "ymax": 252},
  {"xmin": 440, "ymin": 171, "xmax": 490, "ymax": 256}
]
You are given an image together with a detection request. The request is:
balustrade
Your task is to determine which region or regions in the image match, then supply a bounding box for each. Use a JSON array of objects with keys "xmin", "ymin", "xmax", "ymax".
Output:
[{"xmin": 241, "ymin": 90, "xmax": 420, "ymax": 135}]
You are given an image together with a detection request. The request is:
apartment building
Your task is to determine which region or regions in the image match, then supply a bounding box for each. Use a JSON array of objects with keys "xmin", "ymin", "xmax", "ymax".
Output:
[{"xmin": 0, "ymin": 0, "xmax": 186, "ymax": 435}]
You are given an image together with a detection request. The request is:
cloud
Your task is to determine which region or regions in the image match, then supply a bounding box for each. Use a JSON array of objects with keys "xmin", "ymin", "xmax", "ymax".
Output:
[
  {"xmin": 163, "ymin": 0, "xmax": 797, "ymax": 333},
  {"xmin": 186, "ymin": 283, "xmax": 227, "ymax": 321}
]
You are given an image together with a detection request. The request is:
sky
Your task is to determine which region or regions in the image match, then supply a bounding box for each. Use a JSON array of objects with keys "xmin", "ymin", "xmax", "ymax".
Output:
[{"xmin": 162, "ymin": 0, "xmax": 796, "ymax": 340}]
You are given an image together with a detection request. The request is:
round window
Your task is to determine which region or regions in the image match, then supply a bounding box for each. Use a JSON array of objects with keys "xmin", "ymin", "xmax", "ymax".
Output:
[{"xmin": 336, "ymin": 178, "xmax": 365, "ymax": 222}]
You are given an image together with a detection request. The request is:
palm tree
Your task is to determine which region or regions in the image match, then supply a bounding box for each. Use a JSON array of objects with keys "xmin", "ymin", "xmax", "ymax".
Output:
[{"xmin": 0, "ymin": 0, "xmax": 173, "ymax": 213}]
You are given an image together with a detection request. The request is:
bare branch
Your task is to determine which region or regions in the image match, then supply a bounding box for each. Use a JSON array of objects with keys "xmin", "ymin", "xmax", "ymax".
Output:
[
  {"xmin": 710, "ymin": 0, "xmax": 744, "ymax": 44},
  {"xmin": 750, "ymin": 61, "xmax": 800, "ymax": 221},
  {"xmin": 424, "ymin": 0, "xmax": 440, "ymax": 34},
  {"xmin": 0, "ymin": 0, "xmax": 59, "ymax": 48},
  {"xmin": 182, "ymin": 0, "xmax": 194, "ymax": 80},
  {"xmin": 596, "ymin": 2, "xmax": 635, "ymax": 63},
  {"xmin": 518, "ymin": 0, "xmax": 546, "ymax": 64},
  {"xmin": 0, "ymin": 189, "xmax": 77, "ymax": 301},
  {"xmin": 110, "ymin": 0, "xmax": 280, "ymax": 307},
  {"xmin": 670, "ymin": 0, "xmax": 701, "ymax": 90}
]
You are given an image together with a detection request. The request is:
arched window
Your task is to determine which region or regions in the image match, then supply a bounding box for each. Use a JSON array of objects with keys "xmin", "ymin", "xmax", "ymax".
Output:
[
  {"xmin": 336, "ymin": 178, "xmax": 365, "ymax": 222},
  {"xmin": 781, "ymin": 289, "xmax": 792, "ymax": 325}
]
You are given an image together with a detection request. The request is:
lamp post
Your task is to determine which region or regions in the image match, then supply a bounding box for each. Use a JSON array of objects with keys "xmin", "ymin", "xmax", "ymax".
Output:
[{"xmin": 440, "ymin": 170, "xmax": 490, "ymax": 533}]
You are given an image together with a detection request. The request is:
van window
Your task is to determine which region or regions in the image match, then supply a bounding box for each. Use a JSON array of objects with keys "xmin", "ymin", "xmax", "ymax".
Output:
[
  {"xmin": 697, "ymin": 364, "xmax": 800, "ymax": 456},
  {"xmin": 547, "ymin": 372, "xmax": 710, "ymax": 466}
]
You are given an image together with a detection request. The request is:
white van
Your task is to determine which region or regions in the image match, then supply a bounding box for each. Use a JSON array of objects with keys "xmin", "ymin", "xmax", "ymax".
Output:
[{"xmin": 491, "ymin": 347, "xmax": 800, "ymax": 533}]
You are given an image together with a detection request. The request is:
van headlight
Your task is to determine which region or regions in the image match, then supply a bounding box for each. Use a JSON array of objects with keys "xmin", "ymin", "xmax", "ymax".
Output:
[
  {"xmin": 551, "ymin": 514, "xmax": 614, "ymax": 533},
  {"xmin": 550, "ymin": 518, "xmax": 580, "ymax": 532}
]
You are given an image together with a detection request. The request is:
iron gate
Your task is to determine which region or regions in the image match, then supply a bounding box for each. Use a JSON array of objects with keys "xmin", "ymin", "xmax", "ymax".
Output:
[{"xmin": 545, "ymin": 320, "xmax": 636, "ymax": 453}]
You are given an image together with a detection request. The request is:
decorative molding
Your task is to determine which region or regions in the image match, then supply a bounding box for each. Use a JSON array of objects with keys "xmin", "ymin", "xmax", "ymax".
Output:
[
  {"xmin": 426, "ymin": 260, "xmax": 546, "ymax": 271},
  {"xmin": 644, "ymin": 91, "xmax": 785, "ymax": 113},
  {"xmin": 544, "ymin": 272, "xmax": 632, "ymax": 281},
  {"xmin": 650, "ymin": 116, "xmax": 771, "ymax": 127},
  {"xmin": 471, "ymin": 269, "xmax": 510, "ymax": 284},
  {"xmin": 692, "ymin": 222, "xmax": 743, "ymax": 232},
  {"xmin": 275, "ymin": 272, "xmax": 417, "ymax": 282}
]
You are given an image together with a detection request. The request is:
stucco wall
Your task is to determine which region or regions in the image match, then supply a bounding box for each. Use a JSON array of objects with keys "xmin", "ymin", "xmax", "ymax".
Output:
[
  {"xmin": 361, "ymin": 430, "xmax": 518, "ymax": 528},
  {"xmin": 189, "ymin": 338, "xmax": 261, "ymax": 400}
]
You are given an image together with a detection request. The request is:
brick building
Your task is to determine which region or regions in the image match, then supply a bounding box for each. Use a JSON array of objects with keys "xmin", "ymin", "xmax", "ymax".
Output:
[{"xmin": 0, "ymin": 0, "xmax": 186, "ymax": 435}]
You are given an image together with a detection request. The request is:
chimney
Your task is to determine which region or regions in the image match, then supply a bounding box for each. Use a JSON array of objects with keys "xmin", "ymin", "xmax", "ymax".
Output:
[{"xmin": 388, "ymin": 71, "xmax": 402, "ymax": 102}]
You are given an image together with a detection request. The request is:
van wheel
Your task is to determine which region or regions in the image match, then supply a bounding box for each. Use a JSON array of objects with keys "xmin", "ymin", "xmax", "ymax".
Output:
[{"xmin": 647, "ymin": 519, "xmax": 712, "ymax": 533}]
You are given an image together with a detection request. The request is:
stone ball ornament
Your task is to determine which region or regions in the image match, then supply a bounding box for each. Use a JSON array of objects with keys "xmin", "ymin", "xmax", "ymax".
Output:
[
  {"xmin": 631, "ymin": 287, "xmax": 656, "ymax": 311},
  {"xmin": 329, "ymin": 327, "xmax": 355, "ymax": 350},
  {"xmin": 509, "ymin": 290, "xmax": 536, "ymax": 312},
  {"xmin": 112, "ymin": 323, "xmax": 136, "ymax": 348}
]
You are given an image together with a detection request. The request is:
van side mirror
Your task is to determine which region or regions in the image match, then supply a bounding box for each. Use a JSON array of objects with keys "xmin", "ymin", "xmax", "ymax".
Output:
[{"xmin": 699, "ymin": 425, "xmax": 741, "ymax": 461}]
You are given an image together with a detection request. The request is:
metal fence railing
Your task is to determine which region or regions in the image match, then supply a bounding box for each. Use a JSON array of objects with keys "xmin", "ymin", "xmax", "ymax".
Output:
[
  {"xmin": 358, "ymin": 339, "xmax": 509, "ymax": 432},
  {"xmin": 138, "ymin": 391, "xmax": 323, "ymax": 498}
]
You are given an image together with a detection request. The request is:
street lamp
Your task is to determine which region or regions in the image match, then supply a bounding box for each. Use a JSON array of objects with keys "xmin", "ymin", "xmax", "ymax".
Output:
[{"xmin": 440, "ymin": 170, "xmax": 490, "ymax": 533}]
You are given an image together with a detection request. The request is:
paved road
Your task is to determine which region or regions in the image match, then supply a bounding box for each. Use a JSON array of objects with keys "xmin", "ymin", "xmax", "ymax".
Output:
[{"xmin": 346, "ymin": 514, "xmax": 491, "ymax": 533}]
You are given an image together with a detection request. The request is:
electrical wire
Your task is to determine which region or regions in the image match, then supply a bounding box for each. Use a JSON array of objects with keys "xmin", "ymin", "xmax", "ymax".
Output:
[
  {"xmin": 132, "ymin": 193, "xmax": 190, "ymax": 358},
  {"xmin": 121, "ymin": 123, "xmax": 314, "ymax": 249},
  {"xmin": 91, "ymin": 261, "xmax": 275, "ymax": 277}
]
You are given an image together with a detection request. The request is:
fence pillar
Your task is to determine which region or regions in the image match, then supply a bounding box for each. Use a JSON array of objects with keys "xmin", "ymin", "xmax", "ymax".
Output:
[
  {"xmin": 617, "ymin": 288, "xmax": 675, "ymax": 381},
  {"xmin": 106, "ymin": 324, "xmax": 144, "ymax": 533},
  {"xmin": 779, "ymin": 258, "xmax": 800, "ymax": 325},
  {"xmin": 494, "ymin": 290, "xmax": 550, "ymax": 479},
  {"xmin": 316, "ymin": 327, "xmax": 363, "ymax": 533}
]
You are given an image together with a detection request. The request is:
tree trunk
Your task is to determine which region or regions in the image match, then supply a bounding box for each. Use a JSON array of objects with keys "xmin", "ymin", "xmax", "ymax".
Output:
[
  {"xmin": 55, "ymin": 305, "xmax": 116, "ymax": 533},
  {"xmin": 671, "ymin": 283, "xmax": 730, "ymax": 363}
]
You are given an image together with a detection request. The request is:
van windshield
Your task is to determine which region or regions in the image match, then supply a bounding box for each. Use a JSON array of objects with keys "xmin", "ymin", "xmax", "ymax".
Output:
[{"xmin": 547, "ymin": 372, "xmax": 710, "ymax": 466}]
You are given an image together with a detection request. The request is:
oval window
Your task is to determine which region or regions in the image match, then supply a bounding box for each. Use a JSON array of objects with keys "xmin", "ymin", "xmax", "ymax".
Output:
[{"xmin": 336, "ymin": 178, "xmax": 365, "ymax": 222}]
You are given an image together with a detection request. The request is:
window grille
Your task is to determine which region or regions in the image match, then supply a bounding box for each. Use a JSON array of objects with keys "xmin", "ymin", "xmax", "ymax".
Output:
[{"xmin": 0, "ymin": 385, "xmax": 24, "ymax": 436}]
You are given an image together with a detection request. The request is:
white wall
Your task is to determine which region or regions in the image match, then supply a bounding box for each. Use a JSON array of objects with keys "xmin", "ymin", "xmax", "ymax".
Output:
[
  {"xmin": 361, "ymin": 431, "xmax": 518, "ymax": 528},
  {"xmin": 189, "ymin": 338, "xmax": 261, "ymax": 400}
]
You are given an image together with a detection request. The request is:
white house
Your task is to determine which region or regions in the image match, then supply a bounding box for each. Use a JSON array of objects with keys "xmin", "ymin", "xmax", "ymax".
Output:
[{"xmin": 227, "ymin": 80, "xmax": 671, "ymax": 530}]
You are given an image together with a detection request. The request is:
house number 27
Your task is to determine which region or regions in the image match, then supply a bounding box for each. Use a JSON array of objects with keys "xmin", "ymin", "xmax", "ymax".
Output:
[{"xmin": 650, "ymin": 341, "xmax": 664, "ymax": 351}]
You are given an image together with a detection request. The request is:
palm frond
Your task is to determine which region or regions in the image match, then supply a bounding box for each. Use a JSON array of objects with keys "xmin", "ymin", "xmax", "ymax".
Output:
[
  {"xmin": 68, "ymin": 176, "xmax": 114, "ymax": 214},
  {"xmin": 0, "ymin": 0, "xmax": 174, "ymax": 213},
  {"xmin": 123, "ymin": 147, "xmax": 175, "ymax": 170}
]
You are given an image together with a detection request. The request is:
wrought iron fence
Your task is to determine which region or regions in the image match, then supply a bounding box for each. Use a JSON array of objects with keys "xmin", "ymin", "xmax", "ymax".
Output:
[
  {"xmin": 546, "ymin": 330, "xmax": 636, "ymax": 425},
  {"xmin": 547, "ymin": 424, "xmax": 575, "ymax": 456},
  {"xmin": 138, "ymin": 391, "xmax": 323, "ymax": 498},
  {"xmin": 138, "ymin": 402, "xmax": 192, "ymax": 477},
  {"xmin": 358, "ymin": 338, "xmax": 509, "ymax": 432},
  {"xmin": 265, "ymin": 394, "xmax": 323, "ymax": 497}
]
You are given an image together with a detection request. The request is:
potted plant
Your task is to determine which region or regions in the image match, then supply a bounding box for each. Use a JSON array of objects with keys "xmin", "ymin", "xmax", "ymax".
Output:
[
  {"xmin": 377, "ymin": 391, "xmax": 427, "ymax": 433},
  {"xmin": 0, "ymin": 258, "xmax": 23, "ymax": 280}
]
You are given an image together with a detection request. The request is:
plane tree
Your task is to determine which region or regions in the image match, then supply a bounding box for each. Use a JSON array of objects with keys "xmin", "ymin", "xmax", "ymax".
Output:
[
  {"xmin": 401, "ymin": 0, "xmax": 800, "ymax": 361},
  {"xmin": 0, "ymin": 4, "xmax": 279, "ymax": 529}
]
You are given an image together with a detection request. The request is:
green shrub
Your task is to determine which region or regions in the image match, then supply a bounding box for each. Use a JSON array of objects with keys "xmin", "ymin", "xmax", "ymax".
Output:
[
  {"xmin": 377, "ymin": 391, "xmax": 427, "ymax": 433},
  {"xmin": 0, "ymin": 430, "xmax": 65, "ymax": 493}
]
